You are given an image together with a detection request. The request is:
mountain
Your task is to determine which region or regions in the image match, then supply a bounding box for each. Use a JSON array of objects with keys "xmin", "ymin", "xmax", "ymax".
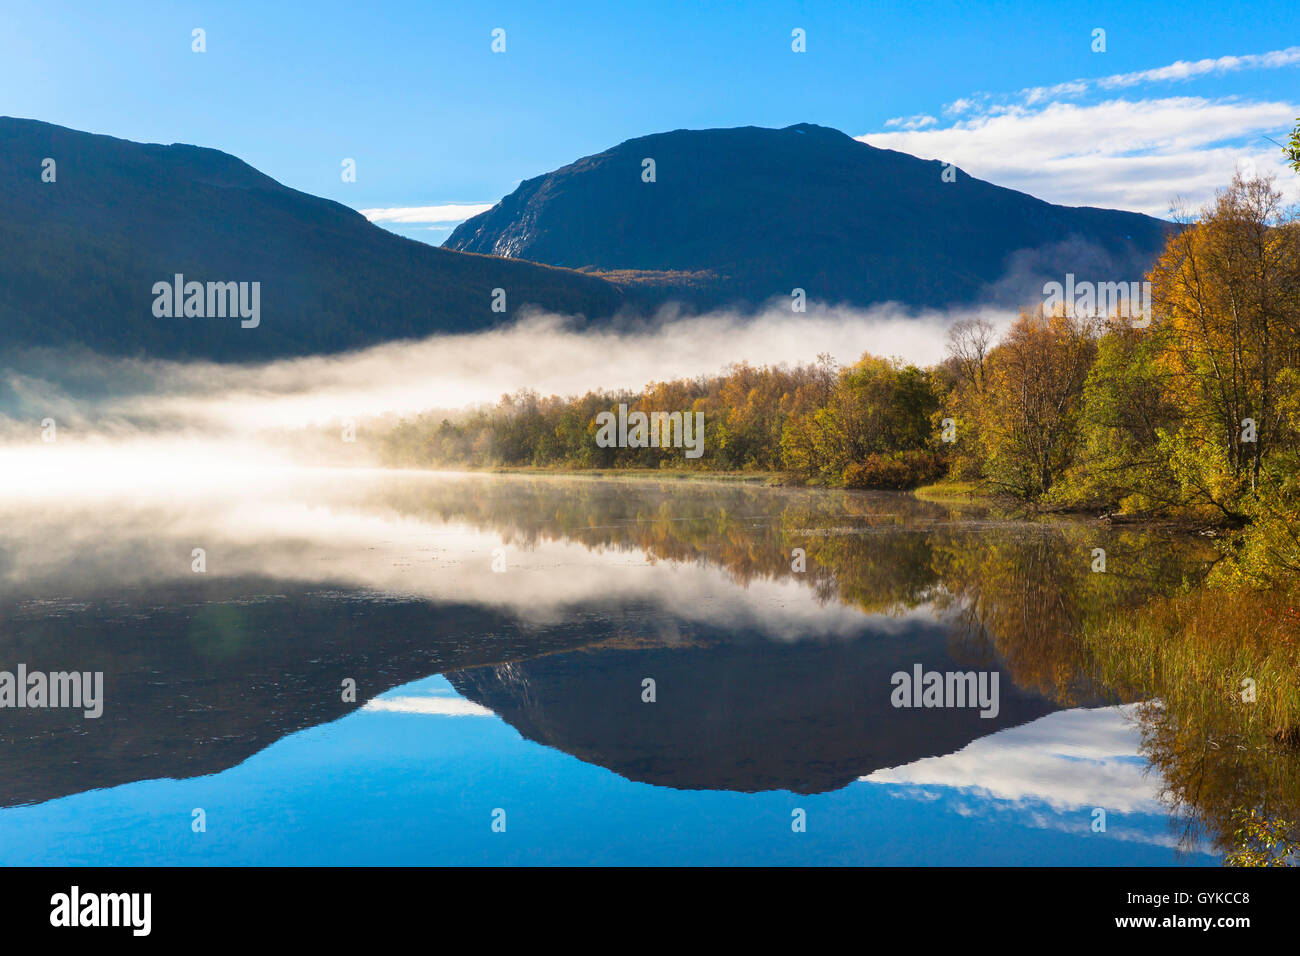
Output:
[
  {"xmin": 0, "ymin": 576, "xmax": 599, "ymax": 809},
  {"xmin": 0, "ymin": 118, "xmax": 1174, "ymax": 363},
  {"xmin": 447, "ymin": 626, "xmax": 1063, "ymax": 794},
  {"xmin": 446, "ymin": 122, "xmax": 1171, "ymax": 311},
  {"xmin": 0, "ymin": 117, "xmax": 624, "ymax": 360}
]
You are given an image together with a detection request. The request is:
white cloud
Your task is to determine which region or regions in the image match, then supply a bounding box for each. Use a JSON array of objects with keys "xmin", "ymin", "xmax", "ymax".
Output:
[
  {"xmin": 861, "ymin": 96, "xmax": 1300, "ymax": 216},
  {"xmin": 883, "ymin": 113, "xmax": 938, "ymax": 130},
  {"xmin": 865, "ymin": 704, "xmax": 1164, "ymax": 813},
  {"xmin": 879, "ymin": 46, "xmax": 1300, "ymax": 215},
  {"xmin": 360, "ymin": 203, "xmax": 493, "ymax": 224},
  {"xmin": 364, "ymin": 694, "xmax": 494, "ymax": 716},
  {"xmin": 1022, "ymin": 45, "xmax": 1300, "ymax": 105}
]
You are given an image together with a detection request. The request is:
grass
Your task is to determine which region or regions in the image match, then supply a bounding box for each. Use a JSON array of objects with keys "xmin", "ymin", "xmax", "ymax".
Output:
[
  {"xmin": 911, "ymin": 480, "xmax": 992, "ymax": 501},
  {"xmin": 1084, "ymin": 587, "xmax": 1300, "ymax": 743}
]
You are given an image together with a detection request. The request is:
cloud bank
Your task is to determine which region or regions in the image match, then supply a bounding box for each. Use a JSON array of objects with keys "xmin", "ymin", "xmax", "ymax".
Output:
[{"xmin": 864, "ymin": 46, "xmax": 1300, "ymax": 216}]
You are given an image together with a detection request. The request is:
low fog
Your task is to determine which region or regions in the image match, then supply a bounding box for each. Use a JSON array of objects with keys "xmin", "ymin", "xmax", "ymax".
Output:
[{"xmin": 0, "ymin": 306, "xmax": 1013, "ymax": 460}]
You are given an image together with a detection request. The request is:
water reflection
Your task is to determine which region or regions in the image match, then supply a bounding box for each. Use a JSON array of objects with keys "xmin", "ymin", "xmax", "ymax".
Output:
[
  {"xmin": 0, "ymin": 470, "xmax": 1289, "ymax": 863},
  {"xmin": 447, "ymin": 625, "xmax": 1059, "ymax": 794}
]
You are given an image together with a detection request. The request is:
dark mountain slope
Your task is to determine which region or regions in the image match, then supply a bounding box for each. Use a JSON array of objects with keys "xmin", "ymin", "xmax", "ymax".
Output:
[
  {"xmin": 0, "ymin": 117, "xmax": 623, "ymax": 360},
  {"xmin": 448, "ymin": 623, "xmax": 1063, "ymax": 795},
  {"xmin": 446, "ymin": 123, "xmax": 1170, "ymax": 310}
]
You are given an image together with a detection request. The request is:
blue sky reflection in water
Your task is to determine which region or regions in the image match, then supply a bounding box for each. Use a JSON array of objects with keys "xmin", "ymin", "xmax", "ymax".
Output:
[
  {"xmin": 0, "ymin": 676, "xmax": 1213, "ymax": 866},
  {"xmin": 0, "ymin": 472, "xmax": 1220, "ymax": 865}
]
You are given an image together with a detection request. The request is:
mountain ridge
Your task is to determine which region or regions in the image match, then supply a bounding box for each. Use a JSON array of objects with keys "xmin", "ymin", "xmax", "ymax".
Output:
[
  {"xmin": 0, "ymin": 116, "xmax": 625, "ymax": 361},
  {"xmin": 446, "ymin": 122, "xmax": 1171, "ymax": 311},
  {"xmin": 0, "ymin": 118, "xmax": 1174, "ymax": 362}
]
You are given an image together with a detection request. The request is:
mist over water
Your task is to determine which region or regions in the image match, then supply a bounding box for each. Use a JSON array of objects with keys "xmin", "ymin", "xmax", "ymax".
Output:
[{"xmin": 0, "ymin": 304, "xmax": 1013, "ymax": 484}]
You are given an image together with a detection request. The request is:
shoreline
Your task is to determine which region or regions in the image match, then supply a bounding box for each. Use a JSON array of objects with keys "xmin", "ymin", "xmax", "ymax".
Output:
[{"xmin": 389, "ymin": 463, "xmax": 1233, "ymax": 533}]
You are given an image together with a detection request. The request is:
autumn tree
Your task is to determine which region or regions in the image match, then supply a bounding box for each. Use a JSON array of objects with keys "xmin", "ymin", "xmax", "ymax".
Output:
[
  {"xmin": 1063, "ymin": 320, "xmax": 1181, "ymax": 512},
  {"xmin": 972, "ymin": 310, "xmax": 1098, "ymax": 499},
  {"xmin": 938, "ymin": 317, "xmax": 997, "ymax": 481},
  {"xmin": 1149, "ymin": 175, "xmax": 1300, "ymax": 517},
  {"xmin": 944, "ymin": 317, "xmax": 996, "ymax": 394},
  {"xmin": 781, "ymin": 354, "xmax": 938, "ymax": 485}
]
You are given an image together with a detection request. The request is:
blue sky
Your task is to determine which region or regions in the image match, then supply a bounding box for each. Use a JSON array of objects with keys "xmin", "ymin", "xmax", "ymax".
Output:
[
  {"xmin": 3, "ymin": 0, "xmax": 1298, "ymax": 241},
  {"xmin": 0, "ymin": 675, "xmax": 1214, "ymax": 865}
]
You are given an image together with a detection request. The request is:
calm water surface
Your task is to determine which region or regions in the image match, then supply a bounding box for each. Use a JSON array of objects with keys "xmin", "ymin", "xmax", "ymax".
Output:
[{"xmin": 0, "ymin": 471, "xmax": 1245, "ymax": 864}]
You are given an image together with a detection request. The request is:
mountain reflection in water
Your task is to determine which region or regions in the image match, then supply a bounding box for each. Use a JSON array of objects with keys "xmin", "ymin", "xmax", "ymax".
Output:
[{"xmin": 0, "ymin": 470, "xmax": 1276, "ymax": 864}]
